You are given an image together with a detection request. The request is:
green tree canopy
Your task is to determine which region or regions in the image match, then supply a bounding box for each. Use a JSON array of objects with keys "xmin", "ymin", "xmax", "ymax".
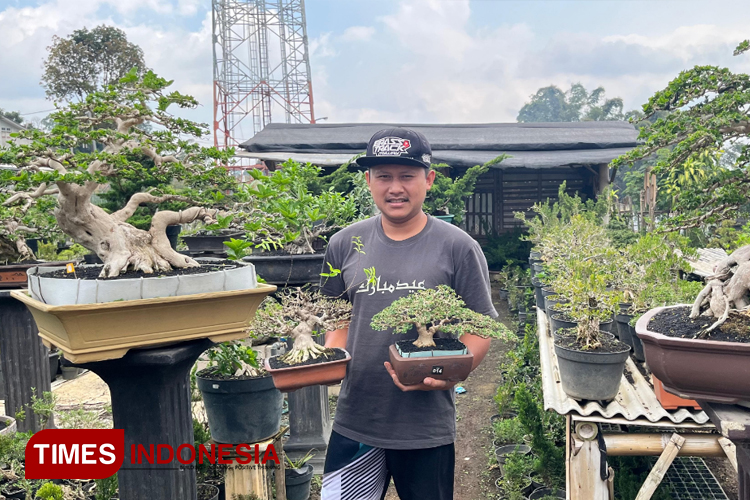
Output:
[
  {"xmin": 611, "ymin": 39, "xmax": 750, "ymax": 231},
  {"xmin": 41, "ymin": 25, "xmax": 147, "ymax": 102},
  {"xmin": 517, "ymin": 83, "xmax": 625, "ymax": 123},
  {"xmin": 0, "ymin": 109, "xmax": 23, "ymax": 125}
]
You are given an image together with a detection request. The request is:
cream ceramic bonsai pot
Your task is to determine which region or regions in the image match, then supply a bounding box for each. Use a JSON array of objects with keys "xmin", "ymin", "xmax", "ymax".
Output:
[
  {"xmin": 12, "ymin": 283, "xmax": 277, "ymax": 363},
  {"xmin": 26, "ymin": 258, "xmax": 257, "ymax": 306}
]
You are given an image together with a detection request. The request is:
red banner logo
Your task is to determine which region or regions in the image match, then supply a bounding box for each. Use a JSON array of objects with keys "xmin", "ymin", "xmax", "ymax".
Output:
[{"xmin": 25, "ymin": 429, "xmax": 124, "ymax": 479}]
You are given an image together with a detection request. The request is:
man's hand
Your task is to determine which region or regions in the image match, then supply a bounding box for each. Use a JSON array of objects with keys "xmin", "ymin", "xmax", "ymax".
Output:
[{"xmin": 384, "ymin": 361, "xmax": 458, "ymax": 392}]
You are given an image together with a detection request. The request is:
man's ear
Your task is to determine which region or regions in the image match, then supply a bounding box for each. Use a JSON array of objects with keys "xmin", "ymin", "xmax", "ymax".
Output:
[
  {"xmin": 426, "ymin": 169, "xmax": 436, "ymax": 190},
  {"xmin": 365, "ymin": 169, "xmax": 371, "ymax": 187}
]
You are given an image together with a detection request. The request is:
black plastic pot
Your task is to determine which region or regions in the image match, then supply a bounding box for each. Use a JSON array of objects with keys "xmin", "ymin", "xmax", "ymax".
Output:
[
  {"xmin": 49, "ymin": 351, "xmax": 60, "ymax": 382},
  {"xmin": 544, "ymin": 296, "xmax": 567, "ymax": 317},
  {"xmin": 541, "ymin": 287, "xmax": 556, "ymax": 298},
  {"xmin": 616, "ymin": 313, "xmax": 645, "ymax": 361},
  {"xmin": 242, "ymin": 253, "xmax": 325, "ymax": 286},
  {"xmin": 550, "ymin": 313, "xmax": 577, "ymax": 334},
  {"xmin": 498, "ymin": 289, "xmax": 509, "ymax": 300},
  {"xmin": 197, "ymin": 483, "xmax": 219, "ymax": 500},
  {"xmin": 83, "ymin": 253, "xmax": 103, "ymax": 264},
  {"xmin": 554, "ymin": 337, "xmax": 630, "ymax": 400},
  {"xmin": 182, "ymin": 232, "xmax": 244, "ymax": 254},
  {"xmin": 165, "ymin": 225, "xmax": 182, "ymax": 251},
  {"xmin": 628, "ymin": 323, "xmax": 645, "ymax": 361},
  {"xmin": 531, "ymin": 278, "xmax": 544, "ymax": 309},
  {"xmin": 285, "ymin": 463, "xmax": 314, "ymax": 500},
  {"xmin": 599, "ymin": 318, "xmax": 616, "ymax": 335},
  {"xmin": 197, "ymin": 373, "xmax": 283, "ymax": 444},
  {"xmin": 529, "ymin": 487, "xmax": 566, "ymax": 499}
]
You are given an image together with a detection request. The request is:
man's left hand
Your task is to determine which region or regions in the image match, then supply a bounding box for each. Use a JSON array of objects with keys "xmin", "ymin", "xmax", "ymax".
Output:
[{"xmin": 384, "ymin": 361, "xmax": 458, "ymax": 392}]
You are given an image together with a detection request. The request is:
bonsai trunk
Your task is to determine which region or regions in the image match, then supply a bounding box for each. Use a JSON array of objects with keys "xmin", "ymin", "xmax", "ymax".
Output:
[
  {"xmin": 413, "ymin": 324, "xmax": 436, "ymax": 348},
  {"xmin": 55, "ymin": 181, "xmax": 216, "ymax": 277},
  {"xmin": 280, "ymin": 317, "xmax": 330, "ymax": 364}
]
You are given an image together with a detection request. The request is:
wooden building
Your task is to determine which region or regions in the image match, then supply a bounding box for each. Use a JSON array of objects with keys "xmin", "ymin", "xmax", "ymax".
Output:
[{"xmin": 240, "ymin": 122, "xmax": 638, "ymax": 238}]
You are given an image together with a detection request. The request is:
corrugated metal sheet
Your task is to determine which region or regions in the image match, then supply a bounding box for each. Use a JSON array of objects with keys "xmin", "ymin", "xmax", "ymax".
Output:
[
  {"xmin": 685, "ymin": 248, "xmax": 729, "ymax": 278},
  {"xmin": 537, "ymin": 309, "xmax": 712, "ymax": 427}
]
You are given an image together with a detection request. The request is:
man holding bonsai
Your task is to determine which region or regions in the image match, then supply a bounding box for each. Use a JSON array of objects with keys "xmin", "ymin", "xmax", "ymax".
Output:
[{"xmin": 320, "ymin": 128, "xmax": 498, "ymax": 500}]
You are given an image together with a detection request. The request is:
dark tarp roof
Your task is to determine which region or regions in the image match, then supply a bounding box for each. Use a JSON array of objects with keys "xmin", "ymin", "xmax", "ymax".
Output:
[{"xmin": 239, "ymin": 122, "xmax": 638, "ymax": 169}]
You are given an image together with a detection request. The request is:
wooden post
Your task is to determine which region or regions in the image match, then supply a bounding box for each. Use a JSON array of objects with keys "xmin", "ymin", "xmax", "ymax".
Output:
[
  {"xmin": 569, "ymin": 421, "xmax": 609, "ymax": 500},
  {"xmin": 719, "ymin": 437, "xmax": 738, "ymax": 472},
  {"xmin": 634, "ymin": 433, "xmax": 685, "ymax": 500},
  {"xmin": 223, "ymin": 436, "xmax": 282, "ymax": 500}
]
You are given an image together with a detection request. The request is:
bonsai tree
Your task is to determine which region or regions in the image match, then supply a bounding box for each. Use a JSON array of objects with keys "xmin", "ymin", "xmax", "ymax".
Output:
[
  {"xmin": 247, "ymin": 288, "xmax": 352, "ymax": 365},
  {"xmin": 370, "ymin": 285, "xmax": 513, "ymax": 348},
  {"xmin": 0, "ymin": 70, "xmax": 238, "ymax": 277}
]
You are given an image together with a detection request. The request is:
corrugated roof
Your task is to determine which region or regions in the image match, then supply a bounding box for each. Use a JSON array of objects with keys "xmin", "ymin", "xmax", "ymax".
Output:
[
  {"xmin": 240, "ymin": 122, "xmax": 638, "ymax": 169},
  {"xmin": 537, "ymin": 309, "xmax": 712, "ymax": 427},
  {"xmin": 685, "ymin": 248, "xmax": 729, "ymax": 279}
]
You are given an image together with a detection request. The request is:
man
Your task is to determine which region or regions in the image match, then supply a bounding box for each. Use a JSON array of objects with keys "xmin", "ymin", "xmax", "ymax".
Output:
[{"xmin": 320, "ymin": 128, "xmax": 497, "ymax": 500}]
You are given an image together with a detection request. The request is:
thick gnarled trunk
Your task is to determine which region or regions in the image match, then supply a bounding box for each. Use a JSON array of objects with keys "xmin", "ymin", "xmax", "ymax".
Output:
[{"xmin": 55, "ymin": 181, "xmax": 216, "ymax": 277}]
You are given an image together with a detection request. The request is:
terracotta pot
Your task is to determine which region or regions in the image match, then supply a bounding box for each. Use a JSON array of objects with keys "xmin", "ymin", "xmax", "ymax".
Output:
[
  {"xmin": 387, "ymin": 344, "xmax": 474, "ymax": 386},
  {"xmin": 653, "ymin": 376, "xmax": 701, "ymax": 410},
  {"xmin": 636, "ymin": 305, "xmax": 750, "ymax": 403},
  {"xmin": 264, "ymin": 349, "xmax": 351, "ymax": 392},
  {"xmin": 11, "ymin": 283, "xmax": 276, "ymax": 363}
]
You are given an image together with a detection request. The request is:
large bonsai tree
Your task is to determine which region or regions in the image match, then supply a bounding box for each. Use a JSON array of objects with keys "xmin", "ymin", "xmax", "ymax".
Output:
[
  {"xmin": 611, "ymin": 39, "xmax": 750, "ymax": 333},
  {"xmin": 371, "ymin": 285, "xmax": 512, "ymax": 348},
  {"xmin": 248, "ymin": 288, "xmax": 352, "ymax": 364},
  {"xmin": 0, "ymin": 70, "xmax": 237, "ymax": 277}
]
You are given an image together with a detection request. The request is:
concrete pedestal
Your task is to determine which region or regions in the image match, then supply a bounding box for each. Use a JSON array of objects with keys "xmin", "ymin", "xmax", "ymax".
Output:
[
  {"xmin": 69, "ymin": 339, "xmax": 212, "ymax": 500},
  {"xmin": 0, "ymin": 292, "xmax": 51, "ymax": 432},
  {"xmin": 285, "ymin": 384, "xmax": 331, "ymax": 475}
]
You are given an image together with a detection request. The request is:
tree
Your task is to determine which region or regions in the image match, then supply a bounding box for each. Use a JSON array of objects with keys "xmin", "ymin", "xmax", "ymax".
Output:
[
  {"xmin": 0, "ymin": 70, "xmax": 237, "ymax": 276},
  {"xmin": 0, "ymin": 109, "xmax": 23, "ymax": 125},
  {"xmin": 41, "ymin": 25, "xmax": 147, "ymax": 102},
  {"xmin": 611, "ymin": 39, "xmax": 750, "ymax": 232},
  {"xmin": 517, "ymin": 83, "xmax": 624, "ymax": 123}
]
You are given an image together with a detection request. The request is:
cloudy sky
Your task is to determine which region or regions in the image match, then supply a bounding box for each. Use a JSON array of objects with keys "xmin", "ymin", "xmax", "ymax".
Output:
[{"xmin": 1, "ymin": 0, "xmax": 750, "ymax": 143}]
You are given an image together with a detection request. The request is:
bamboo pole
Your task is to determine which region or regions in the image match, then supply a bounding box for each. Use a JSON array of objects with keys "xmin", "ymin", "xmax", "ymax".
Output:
[
  {"xmin": 635, "ymin": 433, "xmax": 685, "ymax": 500},
  {"xmin": 603, "ymin": 433, "xmax": 724, "ymax": 457}
]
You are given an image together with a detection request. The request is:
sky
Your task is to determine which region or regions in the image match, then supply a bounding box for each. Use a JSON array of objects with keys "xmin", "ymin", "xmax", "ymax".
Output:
[{"xmin": 1, "ymin": 0, "xmax": 750, "ymax": 145}]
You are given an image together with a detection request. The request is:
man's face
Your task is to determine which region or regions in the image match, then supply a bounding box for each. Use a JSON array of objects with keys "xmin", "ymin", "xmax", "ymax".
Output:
[{"xmin": 365, "ymin": 164, "xmax": 436, "ymax": 224}]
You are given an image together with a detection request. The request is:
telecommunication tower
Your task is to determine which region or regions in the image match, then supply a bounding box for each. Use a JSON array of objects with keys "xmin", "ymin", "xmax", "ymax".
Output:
[{"xmin": 212, "ymin": 0, "xmax": 315, "ymax": 150}]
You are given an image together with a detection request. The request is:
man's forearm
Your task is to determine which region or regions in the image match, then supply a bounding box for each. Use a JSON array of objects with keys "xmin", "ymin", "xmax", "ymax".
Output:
[
  {"xmin": 325, "ymin": 327, "xmax": 349, "ymax": 349},
  {"xmin": 460, "ymin": 333, "xmax": 492, "ymax": 371}
]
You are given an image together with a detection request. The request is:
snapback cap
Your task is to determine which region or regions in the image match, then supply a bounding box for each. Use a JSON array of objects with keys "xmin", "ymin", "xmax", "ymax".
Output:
[{"xmin": 353, "ymin": 127, "xmax": 432, "ymax": 170}]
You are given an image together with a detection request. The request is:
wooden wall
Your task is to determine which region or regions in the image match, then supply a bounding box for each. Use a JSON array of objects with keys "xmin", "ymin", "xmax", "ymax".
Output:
[{"xmin": 461, "ymin": 167, "xmax": 596, "ymax": 238}]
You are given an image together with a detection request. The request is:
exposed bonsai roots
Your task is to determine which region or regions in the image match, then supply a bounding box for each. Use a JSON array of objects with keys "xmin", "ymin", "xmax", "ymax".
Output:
[
  {"xmin": 279, "ymin": 339, "xmax": 332, "ymax": 365},
  {"xmin": 691, "ymin": 244, "xmax": 750, "ymax": 337}
]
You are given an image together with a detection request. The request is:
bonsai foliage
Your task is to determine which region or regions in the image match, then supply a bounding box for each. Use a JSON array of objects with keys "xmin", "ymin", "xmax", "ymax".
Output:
[
  {"xmin": 611, "ymin": 39, "xmax": 750, "ymax": 232},
  {"xmin": 247, "ymin": 288, "xmax": 352, "ymax": 364},
  {"xmin": 371, "ymin": 285, "xmax": 512, "ymax": 348},
  {"xmin": 242, "ymin": 160, "xmax": 364, "ymax": 254},
  {"xmin": 0, "ymin": 70, "xmax": 237, "ymax": 277},
  {"xmin": 35, "ymin": 482, "xmax": 64, "ymax": 500},
  {"xmin": 424, "ymin": 156, "xmax": 506, "ymax": 224},
  {"xmin": 202, "ymin": 341, "xmax": 262, "ymax": 378}
]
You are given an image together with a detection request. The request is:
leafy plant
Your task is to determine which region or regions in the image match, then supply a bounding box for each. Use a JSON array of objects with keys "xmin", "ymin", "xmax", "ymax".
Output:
[
  {"xmin": 58, "ymin": 408, "xmax": 108, "ymax": 429},
  {"xmin": 94, "ymin": 474, "xmax": 118, "ymax": 500},
  {"xmin": 201, "ymin": 342, "xmax": 261, "ymax": 378},
  {"xmin": 223, "ymin": 238, "xmax": 253, "ymax": 261},
  {"xmin": 285, "ymin": 449, "xmax": 315, "ymax": 470},
  {"xmin": 35, "ymin": 482, "xmax": 63, "ymax": 500},
  {"xmin": 493, "ymin": 417, "xmax": 526, "ymax": 445}
]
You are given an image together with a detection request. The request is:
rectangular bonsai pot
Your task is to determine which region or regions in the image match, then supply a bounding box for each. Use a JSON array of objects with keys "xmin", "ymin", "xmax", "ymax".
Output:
[
  {"xmin": 11, "ymin": 283, "xmax": 276, "ymax": 363},
  {"xmin": 264, "ymin": 349, "xmax": 351, "ymax": 392},
  {"xmin": 653, "ymin": 376, "xmax": 701, "ymax": 410},
  {"xmin": 388, "ymin": 344, "xmax": 474, "ymax": 386}
]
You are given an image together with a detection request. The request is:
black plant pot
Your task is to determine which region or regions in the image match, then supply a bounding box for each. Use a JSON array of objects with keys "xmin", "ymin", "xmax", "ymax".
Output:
[
  {"xmin": 285, "ymin": 463, "xmax": 314, "ymax": 500},
  {"xmin": 616, "ymin": 313, "xmax": 645, "ymax": 361},
  {"xmin": 197, "ymin": 373, "xmax": 283, "ymax": 444},
  {"xmin": 165, "ymin": 225, "xmax": 182, "ymax": 251},
  {"xmin": 49, "ymin": 351, "xmax": 60, "ymax": 382},
  {"xmin": 83, "ymin": 253, "xmax": 103, "ymax": 265},
  {"xmin": 549, "ymin": 313, "xmax": 577, "ymax": 335},
  {"xmin": 627, "ymin": 322, "xmax": 645, "ymax": 361},
  {"xmin": 554, "ymin": 338, "xmax": 630, "ymax": 401},
  {"xmin": 529, "ymin": 487, "xmax": 566, "ymax": 499},
  {"xmin": 197, "ymin": 483, "xmax": 220, "ymax": 500},
  {"xmin": 182, "ymin": 232, "xmax": 244, "ymax": 254},
  {"xmin": 242, "ymin": 253, "xmax": 325, "ymax": 286},
  {"xmin": 531, "ymin": 278, "xmax": 544, "ymax": 309}
]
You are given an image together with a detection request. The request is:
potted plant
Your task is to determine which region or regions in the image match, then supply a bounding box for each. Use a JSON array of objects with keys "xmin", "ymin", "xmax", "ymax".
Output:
[
  {"xmin": 196, "ymin": 341, "xmax": 283, "ymax": 444},
  {"xmin": 249, "ymin": 287, "xmax": 352, "ymax": 391},
  {"xmin": 370, "ymin": 285, "xmax": 513, "ymax": 385},
  {"xmin": 181, "ymin": 213, "xmax": 245, "ymax": 255},
  {"xmin": 284, "ymin": 450, "xmax": 315, "ymax": 500},
  {"xmin": 0, "ymin": 70, "xmax": 275, "ymax": 363}
]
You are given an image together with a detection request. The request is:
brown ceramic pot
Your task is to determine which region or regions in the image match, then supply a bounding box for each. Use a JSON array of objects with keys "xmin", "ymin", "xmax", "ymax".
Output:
[
  {"xmin": 0, "ymin": 261, "xmax": 72, "ymax": 289},
  {"xmin": 636, "ymin": 305, "xmax": 750, "ymax": 403},
  {"xmin": 264, "ymin": 349, "xmax": 351, "ymax": 392},
  {"xmin": 387, "ymin": 344, "xmax": 474, "ymax": 386}
]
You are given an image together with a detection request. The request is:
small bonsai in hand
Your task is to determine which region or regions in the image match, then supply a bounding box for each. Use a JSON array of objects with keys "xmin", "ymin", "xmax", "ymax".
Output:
[
  {"xmin": 371, "ymin": 285, "xmax": 512, "ymax": 347},
  {"xmin": 200, "ymin": 341, "xmax": 264, "ymax": 378},
  {"xmin": 248, "ymin": 288, "xmax": 352, "ymax": 365}
]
